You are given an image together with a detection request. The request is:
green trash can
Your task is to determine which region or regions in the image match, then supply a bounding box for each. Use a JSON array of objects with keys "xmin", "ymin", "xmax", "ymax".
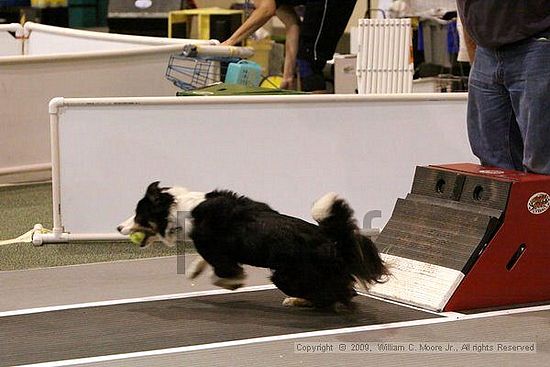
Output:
[{"xmin": 69, "ymin": 0, "xmax": 107, "ymax": 28}]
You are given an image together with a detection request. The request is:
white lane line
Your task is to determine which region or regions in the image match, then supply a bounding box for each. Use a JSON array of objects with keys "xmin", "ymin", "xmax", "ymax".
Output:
[
  {"xmin": 14, "ymin": 303, "xmax": 550, "ymax": 367},
  {"xmin": 438, "ymin": 311, "xmax": 465, "ymax": 319},
  {"xmin": 0, "ymin": 284, "xmax": 277, "ymax": 317},
  {"xmin": 458, "ymin": 303, "xmax": 550, "ymax": 319}
]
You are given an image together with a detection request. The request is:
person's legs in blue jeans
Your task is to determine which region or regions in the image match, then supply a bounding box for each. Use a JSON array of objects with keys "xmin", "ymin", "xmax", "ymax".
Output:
[
  {"xmin": 467, "ymin": 31, "xmax": 550, "ymax": 175},
  {"xmin": 505, "ymin": 32, "xmax": 550, "ymax": 174},
  {"xmin": 467, "ymin": 47, "xmax": 523, "ymax": 171}
]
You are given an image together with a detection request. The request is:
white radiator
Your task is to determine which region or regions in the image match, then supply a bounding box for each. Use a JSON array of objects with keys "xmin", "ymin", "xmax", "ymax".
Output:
[{"xmin": 356, "ymin": 18, "xmax": 413, "ymax": 94}]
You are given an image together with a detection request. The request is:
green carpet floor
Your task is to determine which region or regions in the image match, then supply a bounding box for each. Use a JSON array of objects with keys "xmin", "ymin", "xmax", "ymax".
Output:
[{"xmin": 0, "ymin": 183, "xmax": 177, "ymax": 271}]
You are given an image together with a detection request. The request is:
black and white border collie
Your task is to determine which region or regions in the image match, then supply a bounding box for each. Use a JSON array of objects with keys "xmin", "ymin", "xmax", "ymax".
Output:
[{"xmin": 118, "ymin": 182, "xmax": 389, "ymax": 309}]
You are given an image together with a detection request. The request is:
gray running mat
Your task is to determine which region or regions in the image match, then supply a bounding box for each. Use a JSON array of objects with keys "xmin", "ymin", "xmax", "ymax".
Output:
[{"xmin": 0, "ymin": 289, "xmax": 439, "ymax": 366}]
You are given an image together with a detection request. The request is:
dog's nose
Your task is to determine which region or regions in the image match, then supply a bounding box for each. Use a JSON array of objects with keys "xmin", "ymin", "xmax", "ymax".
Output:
[{"xmin": 117, "ymin": 225, "xmax": 124, "ymax": 233}]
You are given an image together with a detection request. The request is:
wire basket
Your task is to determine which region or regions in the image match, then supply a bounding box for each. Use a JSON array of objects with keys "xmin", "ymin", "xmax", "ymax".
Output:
[
  {"xmin": 166, "ymin": 54, "xmax": 238, "ymax": 91},
  {"xmin": 166, "ymin": 44, "xmax": 256, "ymax": 91}
]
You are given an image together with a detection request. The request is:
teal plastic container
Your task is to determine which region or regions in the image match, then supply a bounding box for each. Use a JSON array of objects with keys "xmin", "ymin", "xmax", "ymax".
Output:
[{"xmin": 224, "ymin": 60, "xmax": 262, "ymax": 87}]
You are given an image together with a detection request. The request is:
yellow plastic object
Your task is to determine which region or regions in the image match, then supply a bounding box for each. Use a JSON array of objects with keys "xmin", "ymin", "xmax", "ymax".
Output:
[
  {"xmin": 260, "ymin": 76, "xmax": 283, "ymax": 89},
  {"xmin": 168, "ymin": 7, "xmax": 244, "ymax": 39}
]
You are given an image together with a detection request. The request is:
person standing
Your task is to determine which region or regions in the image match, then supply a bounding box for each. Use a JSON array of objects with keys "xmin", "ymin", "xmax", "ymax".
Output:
[{"xmin": 457, "ymin": 0, "xmax": 550, "ymax": 174}]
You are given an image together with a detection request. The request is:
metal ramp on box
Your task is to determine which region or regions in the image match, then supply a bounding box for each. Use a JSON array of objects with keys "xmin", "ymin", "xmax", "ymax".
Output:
[{"xmin": 369, "ymin": 164, "xmax": 550, "ymax": 312}]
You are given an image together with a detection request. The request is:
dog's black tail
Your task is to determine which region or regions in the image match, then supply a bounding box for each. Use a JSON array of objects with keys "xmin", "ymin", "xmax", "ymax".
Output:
[{"xmin": 311, "ymin": 193, "xmax": 389, "ymax": 288}]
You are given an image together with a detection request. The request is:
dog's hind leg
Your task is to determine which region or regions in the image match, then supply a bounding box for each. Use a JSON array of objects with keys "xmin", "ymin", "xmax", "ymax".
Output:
[
  {"xmin": 282, "ymin": 297, "xmax": 314, "ymax": 307},
  {"xmin": 271, "ymin": 269, "xmax": 314, "ymax": 308}
]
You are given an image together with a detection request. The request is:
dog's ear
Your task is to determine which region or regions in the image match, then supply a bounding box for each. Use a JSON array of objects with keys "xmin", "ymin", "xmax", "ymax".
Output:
[{"xmin": 146, "ymin": 181, "xmax": 161, "ymax": 201}]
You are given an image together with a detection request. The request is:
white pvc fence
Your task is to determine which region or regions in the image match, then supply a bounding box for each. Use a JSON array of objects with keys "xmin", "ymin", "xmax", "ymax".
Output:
[
  {"xmin": 0, "ymin": 22, "xmax": 213, "ymax": 182},
  {"xmin": 356, "ymin": 19, "xmax": 413, "ymax": 94},
  {"xmin": 33, "ymin": 94, "xmax": 474, "ymax": 244}
]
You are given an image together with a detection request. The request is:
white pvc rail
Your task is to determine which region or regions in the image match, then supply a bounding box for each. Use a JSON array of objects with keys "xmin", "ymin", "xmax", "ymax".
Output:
[
  {"xmin": 22, "ymin": 22, "xmax": 212, "ymax": 46},
  {"xmin": 0, "ymin": 23, "xmax": 24, "ymax": 37},
  {"xmin": 32, "ymin": 93, "xmax": 469, "ymax": 245}
]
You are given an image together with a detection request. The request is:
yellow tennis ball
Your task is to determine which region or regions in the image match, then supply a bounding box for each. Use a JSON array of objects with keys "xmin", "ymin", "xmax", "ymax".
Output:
[{"xmin": 129, "ymin": 231, "xmax": 145, "ymax": 245}]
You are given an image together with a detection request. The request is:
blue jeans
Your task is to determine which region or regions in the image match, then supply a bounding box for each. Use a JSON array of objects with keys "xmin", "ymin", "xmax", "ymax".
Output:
[{"xmin": 467, "ymin": 29, "xmax": 550, "ymax": 174}]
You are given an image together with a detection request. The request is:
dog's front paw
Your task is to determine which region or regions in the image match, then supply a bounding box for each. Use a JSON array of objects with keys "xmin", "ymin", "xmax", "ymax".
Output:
[
  {"xmin": 282, "ymin": 297, "xmax": 313, "ymax": 308},
  {"xmin": 186, "ymin": 257, "xmax": 209, "ymax": 279}
]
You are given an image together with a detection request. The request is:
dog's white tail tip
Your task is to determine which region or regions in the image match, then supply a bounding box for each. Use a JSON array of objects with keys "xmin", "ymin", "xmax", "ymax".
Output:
[{"xmin": 311, "ymin": 192, "xmax": 339, "ymax": 222}]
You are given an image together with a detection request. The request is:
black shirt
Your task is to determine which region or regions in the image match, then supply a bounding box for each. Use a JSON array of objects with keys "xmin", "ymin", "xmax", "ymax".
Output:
[{"xmin": 457, "ymin": 0, "xmax": 550, "ymax": 48}]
